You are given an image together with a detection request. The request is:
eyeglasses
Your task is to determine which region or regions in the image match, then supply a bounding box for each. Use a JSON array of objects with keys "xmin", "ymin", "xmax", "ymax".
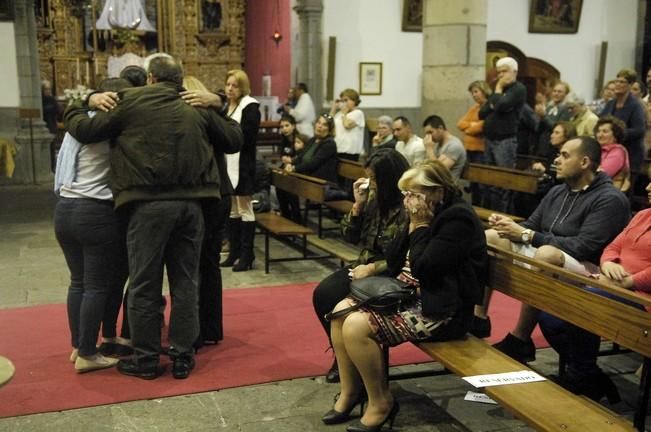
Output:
[
  {"xmin": 322, "ymin": 114, "xmax": 333, "ymax": 120},
  {"xmin": 401, "ymin": 190, "xmax": 426, "ymax": 199}
]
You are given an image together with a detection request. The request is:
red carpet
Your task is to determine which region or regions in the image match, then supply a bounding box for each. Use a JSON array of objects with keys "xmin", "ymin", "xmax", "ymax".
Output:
[{"xmin": 0, "ymin": 283, "xmax": 545, "ymax": 418}]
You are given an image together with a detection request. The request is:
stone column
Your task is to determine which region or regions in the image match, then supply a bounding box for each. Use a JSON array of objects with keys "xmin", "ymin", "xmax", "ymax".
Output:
[
  {"xmin": 13, "ymin": 0, "xmax": 54, "ymax": 185},
  {"xmin": 293, "ymin": 0, "xmax": 323, "ymax": 111},
  {"xmin": 421, "ymin": 0, "xmax": 487, "ymax": 134}
]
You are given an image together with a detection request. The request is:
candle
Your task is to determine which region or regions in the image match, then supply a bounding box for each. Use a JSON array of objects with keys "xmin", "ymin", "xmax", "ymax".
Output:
[
  {"xmin": 95, "ymin": 59, "xmax": 99, "ymax": 75},
  {"xmin": 85, "ymin": 61, "xmax": 90, "ymax": 85},
  {"xmin": 76, "ymin": 59, "xmax": 80, "ymax": 82}
]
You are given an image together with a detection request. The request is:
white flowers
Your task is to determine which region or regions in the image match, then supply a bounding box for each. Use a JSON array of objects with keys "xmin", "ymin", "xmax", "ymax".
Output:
[{"xmin": 63, "ymin": 85, "xmax": 93, "ymax": 105}]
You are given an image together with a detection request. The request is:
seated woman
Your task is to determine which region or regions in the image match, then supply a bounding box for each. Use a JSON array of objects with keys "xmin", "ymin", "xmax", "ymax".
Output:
[
  {"xmin": 277, "ymin": 114, "xmax": 339, "ymax": 221},
  {"xmin": 313, "ymin": 148, "xmax": 410, "ymax": 383},
  {"xmin": 594, "ymin": 116, "xmax": 631, "ymax": 192},
  {"xmin": 279, "ymin": 114, "xmax": 307, "ymax": 164},
  {"xmin": 322, "ymin": 160, "xmax": 487, "ymax": 430},
  {"xmin": 539, "ymin": 174, "xmax": 651, "ymax": 403}
]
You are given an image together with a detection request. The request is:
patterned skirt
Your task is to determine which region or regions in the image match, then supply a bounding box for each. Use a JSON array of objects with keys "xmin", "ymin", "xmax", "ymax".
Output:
[{"xmin": 359, "ymin": 298, "xmax": 452, "ymax": 347}]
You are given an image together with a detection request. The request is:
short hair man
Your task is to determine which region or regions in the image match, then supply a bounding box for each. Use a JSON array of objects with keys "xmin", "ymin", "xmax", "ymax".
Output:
[
  {"xmin": 478, "ymin": 57, "xmax": 527, "ymax": 213},
  {"xmin": 564, "ymin": 93, "xmax": 599, "ymax": 137},
  {"xmin": 65, "ymin": 56, "xmax": 243, "ymax": 380},
  {"xmin": 601, "ymin": 68, "xmax": 646, "ymax": 172},
  {"xmin": 285, "ymin": 82, "xmax": 316, "ymax": 138},
  {"xmin": 422, "ymin": 115, "xmax": 467, "ymax": 179},
  {"xmin": 393, "ymin": 116, "xmax": 425, "ymax": 166},
  {"xmin": 474, "ymin": 136, "xmax": 630, "ymax": 363}
]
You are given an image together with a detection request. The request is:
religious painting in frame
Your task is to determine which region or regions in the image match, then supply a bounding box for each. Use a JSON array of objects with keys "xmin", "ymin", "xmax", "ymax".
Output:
[
  {"xmin": 0, "ymin": 0, "xmax": 14, "ymax": 21},
  {"xmin": 402, "ymin": 0, "xmax": 422, "ymax": 32},
  {"xmin": 528, "ymin": 0, "xmax": 583, "ymax": 34},
  {"xmin": 359, "ymin": 63, "xmax": 382, "ymax": 96}
]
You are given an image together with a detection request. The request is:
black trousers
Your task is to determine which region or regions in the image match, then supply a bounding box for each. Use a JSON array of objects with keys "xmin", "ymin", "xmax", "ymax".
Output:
[
  {"xmin": 126, "ymin": 200, "xmax": 204, "ymax": 360},
  {"xmin": 312, "ymin": 267, "xmax": 353, "ymax": 343},
  {"xmin": 198, "ymin": 197, "xmax": 231, "ymax": 342}
]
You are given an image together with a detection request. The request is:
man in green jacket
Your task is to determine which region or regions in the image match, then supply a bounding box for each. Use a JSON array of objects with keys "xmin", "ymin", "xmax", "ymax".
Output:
[{"xmin": 64, "ymin": 56, "xmax": 242, "ymax": 380}]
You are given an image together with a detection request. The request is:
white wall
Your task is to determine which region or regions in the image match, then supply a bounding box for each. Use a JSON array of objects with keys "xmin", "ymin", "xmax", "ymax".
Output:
[
  {"xmin": 487, "ymin": 0, "xmax": 639, "ymax": 100},
  {"xmin": 0, "ymin": 23, "xmax": 20, "ymax": 108},
  {"xmin": 321, "ymin": 0, "xmax": 639, "ymax": 107},
  {"xmin": 322, "ymin": 0, "xmax": 423, "ymax": 108}
]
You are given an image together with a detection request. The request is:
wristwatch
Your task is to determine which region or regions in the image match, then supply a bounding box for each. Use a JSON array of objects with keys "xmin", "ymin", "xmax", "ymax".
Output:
[{"xmin": 520, "ymin": 229, "xmax": 533, "ymax": 244}]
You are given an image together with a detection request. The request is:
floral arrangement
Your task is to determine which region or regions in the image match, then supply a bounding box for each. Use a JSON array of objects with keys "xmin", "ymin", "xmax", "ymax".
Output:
[{"xmin": 63, "ymin": 84, "xmax": 92, "ymax": 105}]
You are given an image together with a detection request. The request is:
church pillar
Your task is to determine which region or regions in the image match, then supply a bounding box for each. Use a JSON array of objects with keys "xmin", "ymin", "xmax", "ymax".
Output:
[
  {"xmin": 293, "ymin": 0, "xmax": 323, "ymax": 111},
  {"xmin": 421, "ymin": 0, "xmax": 487, "ymax": 133},
  {"xmin": 13, "ymin": 0, "xmax": 54, "ymax": 184}
]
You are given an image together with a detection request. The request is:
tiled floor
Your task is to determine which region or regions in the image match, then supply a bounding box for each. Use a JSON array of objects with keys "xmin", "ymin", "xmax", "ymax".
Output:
[{"xmin": 0, "ymin": 185, "xmax": 646, "ymax": 431}]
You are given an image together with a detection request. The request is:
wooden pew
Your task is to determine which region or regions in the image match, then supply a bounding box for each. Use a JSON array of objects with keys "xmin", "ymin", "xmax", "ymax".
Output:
[
  {"xmin": 319, "ymin": 158, "xmax": 365, "ymax": 218},
  {"xmin": 410, "ymin": 245, "xmax": 650, "ymax": 430},
  {"xmin": 257, "ymin": 120, "xmax": 282, "ymax": 153}
]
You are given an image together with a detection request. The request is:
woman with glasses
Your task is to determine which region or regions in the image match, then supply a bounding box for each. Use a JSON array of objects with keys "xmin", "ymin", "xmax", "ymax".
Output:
[
  {"xmin": 313, "ymin": 149, "xmax": 410, "ymax": 384},
  {"xmin": 321, "ymin": 160, "xmax": 487, "ymax": 431}
]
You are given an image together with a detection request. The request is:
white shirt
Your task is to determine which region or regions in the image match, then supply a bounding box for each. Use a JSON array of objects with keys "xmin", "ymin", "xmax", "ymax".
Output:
[
  {"xmin": 395, "ymin": 135, "xmax": 425, "ymax": 166},
  {"xmin": 289, "ymin": 93, "xmax": 316, "ymax": 138},
  {"xmin": 334, "ymin": 109, "xmax": 365, "ymax": 155},
  {"xmin": 59, "ymin": 141, "xmax": 113, "ymax": 200}
]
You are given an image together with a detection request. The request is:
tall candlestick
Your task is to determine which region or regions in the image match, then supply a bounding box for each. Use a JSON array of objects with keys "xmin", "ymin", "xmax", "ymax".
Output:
[
  {"xmin": 76, "ymin": 59, "xmax": 80, "ymax": 83},
  {"xmin": 85, "ymin": 61, "xmax": 90, "ymax": 85}
]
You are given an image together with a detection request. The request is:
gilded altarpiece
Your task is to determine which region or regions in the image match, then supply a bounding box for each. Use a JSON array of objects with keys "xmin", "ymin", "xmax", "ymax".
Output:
[{"xmin": 37, "ymin": 0, "xmax": 245, "ymax": 96}]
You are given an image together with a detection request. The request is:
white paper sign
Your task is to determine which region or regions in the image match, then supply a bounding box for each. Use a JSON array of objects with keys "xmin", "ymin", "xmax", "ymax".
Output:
[
  {"xmin": 462, "ymin": 370, "xmax": 546, "ymax": 388},
  {"xmin": 464, "ymin": 391, "xmax": 498, "ymax": 405}
]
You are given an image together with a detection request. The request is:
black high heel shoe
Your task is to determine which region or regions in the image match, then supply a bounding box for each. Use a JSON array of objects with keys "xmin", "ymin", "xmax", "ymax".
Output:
[
  {"xmin": 346, "ymin": 401, "xmax": 400, "ymax": 432},
  {"xmin": 321, "ymin": 392, "xmax": 367, "ymax": 425}
]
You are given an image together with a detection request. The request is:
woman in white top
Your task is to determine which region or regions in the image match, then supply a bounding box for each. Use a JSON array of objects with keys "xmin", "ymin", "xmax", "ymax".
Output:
[
  {"xmin": 330, "ymin": 88, "xmax": 366, "ymax": 161},
  {"xmin": 220, "ymin": 69, "xmax": 261, "ymax": 272}
]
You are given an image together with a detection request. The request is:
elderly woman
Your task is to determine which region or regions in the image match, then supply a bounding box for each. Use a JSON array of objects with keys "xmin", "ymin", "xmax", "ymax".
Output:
[
  {"xmin": 313, "ymin": 149, "xmax": 410, "ymax": 383},
  {"xmin": 370, "ymin": 115, "xmax": 396, "ymax": 153},
  {"xmin": 220, "ymin": 69, "xmax": 261, "ymax": 272},
  {"xmin": 330, "ymin": 88, "xmax": 366, "ymax": 161},
  {"xmin": 594, "ymin": 116, "xmax": 630, "ymax": 191},
  {"xmin": 322, "ymin": 160, "xmax": 487, "ymax": 430},
  {"xmin": 565, "ymin": 93, "xmax": 599, "ymax": 137}
]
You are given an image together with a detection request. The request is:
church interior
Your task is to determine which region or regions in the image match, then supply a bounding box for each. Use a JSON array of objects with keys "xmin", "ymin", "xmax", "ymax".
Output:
[{"xmin": 1, "ymin": 0, "xmax": 651, "ymax": 431}]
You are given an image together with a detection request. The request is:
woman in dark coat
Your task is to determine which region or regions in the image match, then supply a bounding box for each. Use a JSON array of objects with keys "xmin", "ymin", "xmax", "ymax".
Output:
[
  {"xmin": 321, "ymin": 160, "xmax": 488, "ymax": 431},
  {"xmin": 220, "ymin": 69, "xmax": 261, "ymax": 272}
]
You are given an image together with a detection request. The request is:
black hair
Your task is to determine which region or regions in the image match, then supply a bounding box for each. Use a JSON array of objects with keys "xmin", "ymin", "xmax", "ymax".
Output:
[
  {"xmin": 148, "ymin": 57, "xmax": 183, "ymax": 87},
  {"xmin": 297, "ymin": 82, "xmax": 308, "ymax": 93},
  {"xmin": 393, "ymin": 115, "xmax": 411, "ymax": 127},
  {"xmin": 422, "ymin": 114, "xmax": 447, "ymax": 130},
  {"xmin": 280, "ymin": 114, "xmax": 296, "ymax": 125},
  {"xmin": 119, "ymin": 65, "xmax": 147, "ymax": 87},
  {"xmin": 577, "ymin": 136, "xmax": 602, "ymax": 172},
  {"xmin": 364, "ymin": 148, "xmax": 410, "ymax": 217},
  {"xmin": 98, "ymin": 77, "xmax": 133, "ymax": 92}
]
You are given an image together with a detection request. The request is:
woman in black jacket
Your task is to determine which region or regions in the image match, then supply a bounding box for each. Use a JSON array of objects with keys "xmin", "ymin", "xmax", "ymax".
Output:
[
  {"xmin": 321, "ymin": 160, "xmax": 488, "ymax": 431},
  {"xmin": 220, "ymin": 69, "xmax": 261, "ymax": 272}
]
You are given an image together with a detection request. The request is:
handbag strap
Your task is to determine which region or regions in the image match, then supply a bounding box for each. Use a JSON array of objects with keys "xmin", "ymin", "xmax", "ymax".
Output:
[{"xmin": 323, "ymin": 290, "xmax": 415, "ymax": 322}]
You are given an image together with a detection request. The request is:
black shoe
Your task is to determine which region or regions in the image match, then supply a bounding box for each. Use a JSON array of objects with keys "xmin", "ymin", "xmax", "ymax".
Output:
[
  {"xmin": 470, "ymin": 316, "xmax": 492, "ymax": 338},
  {"xmin": 117, "ymin": 358, "xmax": 164, "ymax": 380},
  {"xmin": 493, "ymin": 333, "xmax": 536, "ymax": 363},
  {"xmin": 172, "ymin": 356, "xmax": 195, "ymax": 379},
  {"xmin": 321, "ymin": 392, "xmax": 367, "ymax": 425},
  {"xmin": 551, "ymin": 371, "xmax": 621, "ymax": 404},
  {"xmin": 98, "ymin": 342, "xmax": 133, "ymax": 357},
  {"xmin": 232, "ymin": 257, "xmax": 254, "ymax": 272},
  {"xmin": 346, "ymin": 401, "xmax": 399, "ymax": 432},
  {"xmin": 325, "ymin": 360, "xmax": 340, "ymax": 383}
]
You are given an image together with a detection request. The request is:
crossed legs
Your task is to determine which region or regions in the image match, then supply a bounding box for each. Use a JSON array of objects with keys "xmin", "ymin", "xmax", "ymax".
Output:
[{"xmin": 330, "ymin": 299, "xmax": 394, "ymax": 426}]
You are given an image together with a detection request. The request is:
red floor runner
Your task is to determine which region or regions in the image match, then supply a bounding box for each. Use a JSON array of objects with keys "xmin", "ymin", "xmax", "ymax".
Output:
[{"xmin": 0, "ymin": 283, "xmax": 545, "ymax": 418}]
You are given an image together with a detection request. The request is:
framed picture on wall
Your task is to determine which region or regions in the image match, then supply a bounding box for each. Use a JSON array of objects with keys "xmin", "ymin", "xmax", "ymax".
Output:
[
  {"xmin": 0, "ymin": 0, "xmax": 14, "ymax": 21},
  {"xmin": 528, "ymin": 0, "xmax": 583, "ymax": 34},
  {"xmin": 359, "ymin": 63, "xmax": 382, "ymax": 96},
  {"xmin": 401, "ymin": 0, "xmax": 422, "ymax": 32}
]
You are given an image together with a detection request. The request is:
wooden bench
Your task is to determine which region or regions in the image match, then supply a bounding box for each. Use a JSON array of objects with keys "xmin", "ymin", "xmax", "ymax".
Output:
[
  {"xmin": 318, "ymin": 159, "xmax": 365, "ymax": 220},
  {"xmin": 257, "ymin": 120, "xmax": 282, "ymax": 153},
  {"xmin": 305, "ymin": 235, "xmax": 361, "ymax": 267}
]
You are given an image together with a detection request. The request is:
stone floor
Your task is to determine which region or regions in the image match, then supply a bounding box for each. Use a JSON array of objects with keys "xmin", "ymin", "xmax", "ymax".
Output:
[{"xmin": 0, "ymin": 185, "xmax": 646, "ymax": 431}]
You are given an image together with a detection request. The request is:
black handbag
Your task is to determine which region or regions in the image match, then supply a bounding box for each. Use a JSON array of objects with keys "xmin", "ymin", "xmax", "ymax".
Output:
[{"xmin": 324, "ymin": 276, "xmax": 416, "ymax": 321}]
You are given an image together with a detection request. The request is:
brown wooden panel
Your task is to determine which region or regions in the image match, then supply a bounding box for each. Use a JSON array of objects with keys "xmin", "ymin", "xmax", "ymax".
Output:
[
  {"xmin": 256, "ymin": 213, "xmax": 313, "ymax": 235},
  {"xmin": 473, "ymin": 206, "xmax": 524, "ymax": 223},
  {"xmin": 337, "ymin": 159, "xmax": 365, "ymax": 180},
  {"xmin": 419, "ymin": 337, "xmax": 634, "ymax": 431},
  {"xmin": 271, "ymin": 169, "xmax": 326, "ymax": 203},
  {"xmin": 463, "ymin": 163, "xmax": 539, "ymax": 194},
  {"xmin": 324, "ymin": 200, "xmax": 353, "ymax": 214}
]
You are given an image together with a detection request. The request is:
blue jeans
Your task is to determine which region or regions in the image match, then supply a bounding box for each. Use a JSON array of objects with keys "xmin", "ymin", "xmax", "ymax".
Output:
[
  {"xmin": 126, "ymin": 200, "xmax": 204, "ymax": 361},
  {"xmin": 483, "ymin": 137, "xmax": 518, "ymax": 213},
  {"xmin": 539, "ymin": 286, "xmax": 644, "ymax": 377},
  {"xmin": 54, "ymin": 198, "xmax": 127, "ymax": 357}
]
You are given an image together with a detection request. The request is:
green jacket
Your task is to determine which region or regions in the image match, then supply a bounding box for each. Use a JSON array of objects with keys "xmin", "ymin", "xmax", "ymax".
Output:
[
  {"xmin": 340, "ymin": 192, "xmax": 409, "ymax": 273},
  {"xmin": 64, "ymin": 82, "xmax": 243, "ymax": 208}
]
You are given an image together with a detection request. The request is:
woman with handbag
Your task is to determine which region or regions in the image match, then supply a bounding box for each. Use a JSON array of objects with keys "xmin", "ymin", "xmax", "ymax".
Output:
[
  {"xmin": 313, "ymin": 149, "xmax": 409, "ymax": 383},
  {"xmin": 321, "ymin": 160, "xmax": 488, "ymax": 431}
]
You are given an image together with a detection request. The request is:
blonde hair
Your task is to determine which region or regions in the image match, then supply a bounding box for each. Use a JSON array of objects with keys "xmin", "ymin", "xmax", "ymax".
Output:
[
  {"xmin": 468, "ymin": 80, "xmax": 492, "ymax": 97},
  {"xmin": 225, "ymin": 69, "xmax": 251, "ymax": 96},
  {"xmin": 398, "ymin": 160, "xmax": 461, "ymax": 201},
  {"xmin": 183, "ymin": 75, "xmax": 209, "ymax": 93}
]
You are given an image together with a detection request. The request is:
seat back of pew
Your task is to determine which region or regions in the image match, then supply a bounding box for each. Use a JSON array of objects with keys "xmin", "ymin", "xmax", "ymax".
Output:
[
  {"xmin": 488, "ymin": 244, "xmax": 651, "ymax": 358},
  {"xmin": 337, "ymin": 158, "xmax": 365, "ymax": 181},
  {"xmin": 271, "ymin": 169, "xmax": 327, "ymax": 203},
  {"xmin": 463, "ymin": 163, "xmax": 540, "ymax": 194}
]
